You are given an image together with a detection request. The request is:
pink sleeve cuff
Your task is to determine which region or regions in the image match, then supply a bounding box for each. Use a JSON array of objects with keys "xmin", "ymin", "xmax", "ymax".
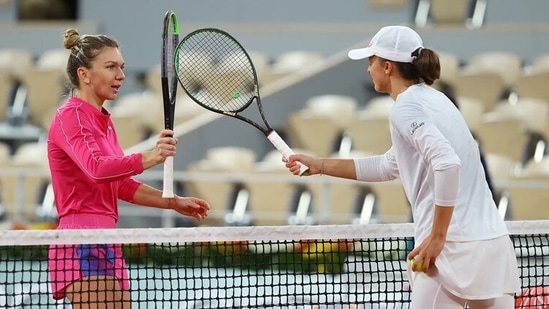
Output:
[
  {"xmin": 131, "ymin": 153, "xmax": 144, "ymax": 175},
  {"xmin": 118, "ymin": 178, "xmax": 142, "ymax": 203}
]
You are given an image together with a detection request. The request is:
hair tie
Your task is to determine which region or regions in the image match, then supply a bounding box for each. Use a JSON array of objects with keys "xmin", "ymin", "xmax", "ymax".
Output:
[
  {"xmin": 70, "ymin": 46, "xmax": 80, "ymax": 57},
  {"xmin": 411, "ymin": 47, "xmax": 423, "ymax": 58}
]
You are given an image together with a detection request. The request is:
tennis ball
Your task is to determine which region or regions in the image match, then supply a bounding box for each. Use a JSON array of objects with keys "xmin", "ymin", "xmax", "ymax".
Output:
[{"xmin": 409, "ymin": 258, "xmax": 424, "ymax": 272}]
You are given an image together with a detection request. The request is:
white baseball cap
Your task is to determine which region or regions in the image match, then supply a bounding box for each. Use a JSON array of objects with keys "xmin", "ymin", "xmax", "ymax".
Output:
[{"xmin": 348, "ymin": 26, "xmax": 424, "ymax": 63}]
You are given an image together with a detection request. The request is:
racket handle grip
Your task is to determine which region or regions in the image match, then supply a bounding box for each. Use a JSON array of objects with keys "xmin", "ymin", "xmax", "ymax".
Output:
[
  {"xmin": 267, "ymin": 130, "xmax": 309, "ymax": 176},
  {"xmin": 162, "ymin": 156, "xmax": 175, "ymax": 198}
]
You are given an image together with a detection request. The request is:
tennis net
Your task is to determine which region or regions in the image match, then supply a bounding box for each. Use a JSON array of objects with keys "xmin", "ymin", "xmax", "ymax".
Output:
[{"xmin": 0, "ymin": 221, "xmax": 547, "ymax": 308}]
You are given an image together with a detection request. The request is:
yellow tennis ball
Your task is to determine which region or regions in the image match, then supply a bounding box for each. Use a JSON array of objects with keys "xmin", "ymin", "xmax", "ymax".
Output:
[{"xmin": 409, "ymin": 258, "xmax": 424, "ymax": 272}]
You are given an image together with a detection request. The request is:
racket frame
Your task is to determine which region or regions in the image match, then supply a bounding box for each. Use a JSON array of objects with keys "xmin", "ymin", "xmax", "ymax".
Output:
[
  {"xmin": 161, "ymin": 10, "xmax": 180, "ymax": 198},
  {"xmin": 174, "ymin": 28, "xmax": 309, "ymax": 175}
]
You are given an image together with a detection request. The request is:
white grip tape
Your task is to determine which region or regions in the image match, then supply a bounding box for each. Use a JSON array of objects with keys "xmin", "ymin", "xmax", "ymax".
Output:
[
  {"xmin": 162, "ymin": 156, "xmax": 175, "ymax": 198},
  {"xmin": 267, "ymin": 130, "xmax": 309, "ymax": 175}
]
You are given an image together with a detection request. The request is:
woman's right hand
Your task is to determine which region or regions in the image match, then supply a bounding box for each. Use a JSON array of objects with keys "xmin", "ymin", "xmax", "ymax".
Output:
[
  {"xmin": 142, "ymin": 129, "xmax": 177, "ymax": 169},
  {"xmin": 285, "ymin": 154, "xmax": 322, "ymax": 176}
]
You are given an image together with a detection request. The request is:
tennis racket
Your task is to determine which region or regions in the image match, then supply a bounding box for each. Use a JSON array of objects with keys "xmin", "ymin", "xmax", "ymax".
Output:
[
  {"xmin": 161, "ymin": 10, "xmax": 179, "ymax": 198},
  {"xmin": 173, "ymin": 28, "xmax": 309, "ymax": 175}
]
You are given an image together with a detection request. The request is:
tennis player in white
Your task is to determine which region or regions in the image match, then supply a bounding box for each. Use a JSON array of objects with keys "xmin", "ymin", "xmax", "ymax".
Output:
[{"xmin": 284, "ymin": 25, "xmax": 520, "ymax": 308}]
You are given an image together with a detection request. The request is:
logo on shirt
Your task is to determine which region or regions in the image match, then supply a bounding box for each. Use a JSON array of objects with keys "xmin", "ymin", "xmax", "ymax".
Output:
[{"xmin": 410, "ymin": 121, "xmax": 425, "ymax": 135}]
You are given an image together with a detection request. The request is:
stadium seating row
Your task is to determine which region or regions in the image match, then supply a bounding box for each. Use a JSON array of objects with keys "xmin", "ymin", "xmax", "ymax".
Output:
[
  {"xmin": 287, "ymin": 94, "xmax": 549, "ymax": 164},
  {"xmin": 1, "ymin": 82, "xmax": 548, "ymax": 223},
  {"xmin": 182, "ymin": 147, "xmax": 411, "ymax": 226},
  {"xmin": 183, "ymin": 145, "xmax": 549, "ymax": 226},
  {"xmin": 0, "ymin": 48, "xmax": 326, "ymax": 148},
  {"xmin": 1, "ymin": 45, "xmax": 549, "ymax": 226},
  {"xmin": 436, "ymin": 51, "xmax": 549, "ymax": 112},
  {"xmin": 0, "ymin": 48, "xmax": 547, "ymax": 134}
]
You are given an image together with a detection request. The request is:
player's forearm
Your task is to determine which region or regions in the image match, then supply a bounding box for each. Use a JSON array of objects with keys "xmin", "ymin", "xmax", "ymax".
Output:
[
  {"xmin": 316, "ymin": 158, "xmax": 357, "ymax": 179},
  {"xmin": 431, "ymin": 205, "xmax": 454, "ymax": 239},
  {"xmin": 131, "ymin": 183, "xmax": 171, "ymax": 209},
  {"xmin": 141, "ymin": 151, "xmax": 164, "ymax": 170}
]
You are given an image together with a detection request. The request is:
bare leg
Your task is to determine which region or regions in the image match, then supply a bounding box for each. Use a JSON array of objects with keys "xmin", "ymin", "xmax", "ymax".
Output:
[{"xmin": 65, "ymin": 275, "xmax": 131, "ymax": 309}]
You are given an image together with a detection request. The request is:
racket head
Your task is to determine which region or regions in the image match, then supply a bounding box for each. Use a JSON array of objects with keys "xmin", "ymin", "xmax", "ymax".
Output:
[
  {"xmin": 161, "ymin": 10, "xmax": 179, "ymax": 131},
  {"xmin": 174, "ymin": 28, "xmax": 258, "ymax": 115}
]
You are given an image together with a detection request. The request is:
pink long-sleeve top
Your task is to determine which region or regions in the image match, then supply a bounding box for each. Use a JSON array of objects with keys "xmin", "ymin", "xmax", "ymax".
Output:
[{"xmin": 47, "ymin": 97, "xmax": 144, "ymax": 222}]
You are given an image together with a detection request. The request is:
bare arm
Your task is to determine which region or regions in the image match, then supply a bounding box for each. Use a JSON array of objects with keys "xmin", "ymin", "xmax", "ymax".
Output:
[
  {"xmin": 286, "ymin": 154, "xmax": 357, "ymax": 179},
  {"xmin": 431, "ymin": 205, "xmax": 454, "ymax": 240},
  {"xmin": 132, "ymin": 183, "xmax": 171, "ymax": 209},
  {"xmin": 131, "ymin": 183, "xmax": 210, "ymax": 220},
  {"xmin": 286, "ymin": 148, "xmax": 399, "ymax": 182},
  {"xmin": 408, "ymin": 205, "xmax": 454, "ymax": 272},
  {"xmin": 314, "ymin": 157, "xmax": 357, "ymax": 179}
]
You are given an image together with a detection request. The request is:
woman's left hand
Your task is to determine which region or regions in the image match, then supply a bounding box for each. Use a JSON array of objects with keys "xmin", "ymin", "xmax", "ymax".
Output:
[
  {"xmin": 407, "ymin": 233, "xmax": 445, "ymax": 272},
  {"xmin": 169, "ymin": 196, "xmax": 210, "ymax": 220}
]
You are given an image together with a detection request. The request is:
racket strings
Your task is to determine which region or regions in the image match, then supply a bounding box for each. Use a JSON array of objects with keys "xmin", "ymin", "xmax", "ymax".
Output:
[
  {"xmin": 162, "ymin": 18, "xmax": 179, "ymax": 105},
  {"xmin": 166, "ymin": 36, "xmax": 178, "ymax": 101},
  {"xmin": 175, "ymin": 30, "xmax": 256, "ymax": 112}
]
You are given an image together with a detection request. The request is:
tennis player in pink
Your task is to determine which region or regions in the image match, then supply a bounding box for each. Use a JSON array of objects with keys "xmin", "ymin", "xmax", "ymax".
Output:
[
  {"xmin": 285, "ymin": 26, "xmax": 520, "ymax": 308},
  {"xmin": 47, "ymin": 29, "xmax": 210, "ymax": 308}
]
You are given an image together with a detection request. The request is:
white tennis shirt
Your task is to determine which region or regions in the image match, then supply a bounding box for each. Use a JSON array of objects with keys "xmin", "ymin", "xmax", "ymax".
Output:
[{"xmin": 354, "ymin": 84, "xmax": 508, "ymax": 243}]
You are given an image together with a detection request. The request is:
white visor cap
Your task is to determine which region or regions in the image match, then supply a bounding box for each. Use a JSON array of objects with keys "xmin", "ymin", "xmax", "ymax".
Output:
[{"xmin": 348, "ymin": 26, "xmax": 424, "ymax": 63}]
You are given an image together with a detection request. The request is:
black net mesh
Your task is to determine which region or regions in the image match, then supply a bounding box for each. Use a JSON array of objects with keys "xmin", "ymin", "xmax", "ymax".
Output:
[{"xmin": 0, "ymin": 222, "xmax": 547, "ymax": 308}]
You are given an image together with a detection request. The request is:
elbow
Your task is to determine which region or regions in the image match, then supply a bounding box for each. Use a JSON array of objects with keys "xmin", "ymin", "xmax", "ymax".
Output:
[
  {"xmin": 85, "ymin": 168, "xmax": 125, "ymax": 184},
  {"xmin": 87, "ymin": 174, "xmax": 113, "ymax": 184},
  {"xmin": 432, "ymin": 154, "xmax": 461, "ymax": 172},
  {"xmin": 434, "ymin": 162, "xmax": 461, "ymax": 173},
  {"xmin": 81, "ymin": 159, "xmax": 134, "ymax": 183}
]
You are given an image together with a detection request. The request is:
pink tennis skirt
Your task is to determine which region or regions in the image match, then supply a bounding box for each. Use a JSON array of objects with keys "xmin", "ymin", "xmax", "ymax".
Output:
[{"xmin": 48, "ymin": 214, "xmax": 130, "ymax": 300}]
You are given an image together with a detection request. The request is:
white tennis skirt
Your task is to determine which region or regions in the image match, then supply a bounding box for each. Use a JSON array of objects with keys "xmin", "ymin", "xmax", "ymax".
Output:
[{"xmin": 408, "ymin": 235, "xmax": 521, "ymax": 299}]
